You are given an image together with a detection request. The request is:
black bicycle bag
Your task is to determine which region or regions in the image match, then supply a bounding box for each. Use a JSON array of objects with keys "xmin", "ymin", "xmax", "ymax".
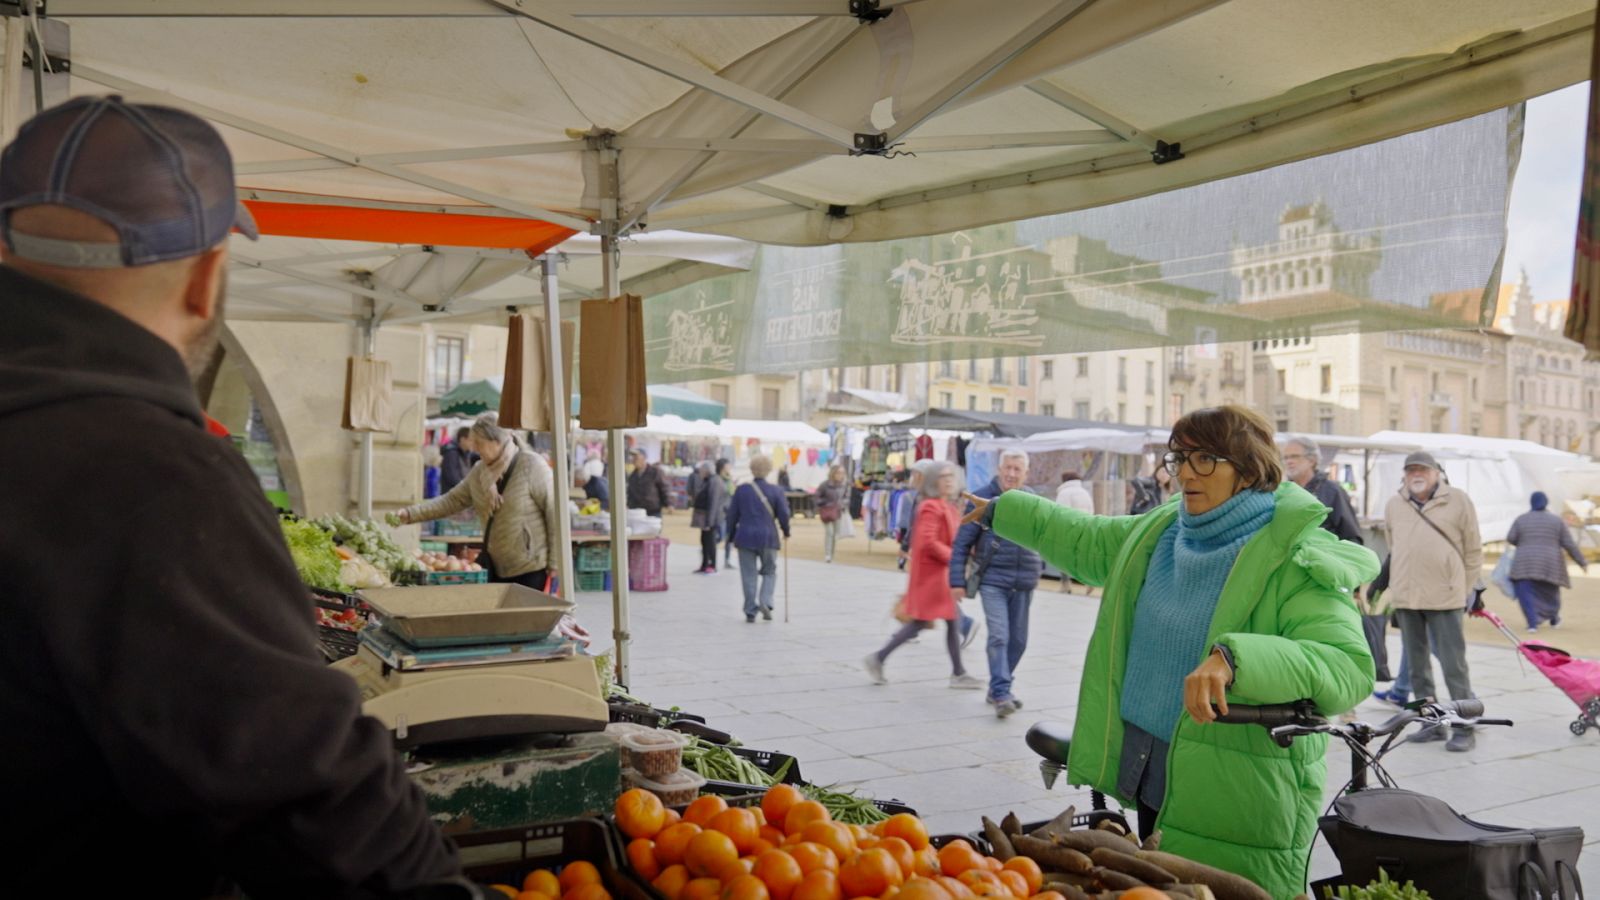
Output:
[{"xmin": 1318, "ymin": 788, "xmax": 1585, "ymax": 899}]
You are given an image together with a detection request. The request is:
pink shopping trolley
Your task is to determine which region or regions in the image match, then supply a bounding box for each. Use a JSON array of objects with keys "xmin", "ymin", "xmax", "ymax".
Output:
[{"xmin": 1473, "ymin": 606, "xmax": 1600, "ymax": 736}]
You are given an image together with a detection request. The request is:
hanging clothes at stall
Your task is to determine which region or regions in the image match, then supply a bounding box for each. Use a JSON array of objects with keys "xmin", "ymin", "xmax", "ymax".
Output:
[{"xmin": 914, "ymin": 434, "xmax": 934, "ymax": 461}]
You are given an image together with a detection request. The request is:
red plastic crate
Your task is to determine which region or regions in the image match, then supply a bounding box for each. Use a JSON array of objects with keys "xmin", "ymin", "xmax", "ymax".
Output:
[{"xmin": 627, "ymin": 537, "xmax": 670, "ymax": 592}]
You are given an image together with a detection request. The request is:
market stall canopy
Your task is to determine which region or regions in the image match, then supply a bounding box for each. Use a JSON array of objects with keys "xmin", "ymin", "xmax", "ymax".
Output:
[
  {"xmin": 893, "ymin": 407, "xmax": 1147, "ymax": 438},
  {"xmin": 1009, "ymin": 426, "xmax": 1170, "ymax": 455},
  {"xmin": 644, "ymin": 384, "xmax": 726, "ymax": 423},
  {"xmin": 718, "ymin": 418, "xmax": 830, "ymax": 446},
  {"xmin": 438, "ymin": 377, "xmax": 504, "ymax": 417}
]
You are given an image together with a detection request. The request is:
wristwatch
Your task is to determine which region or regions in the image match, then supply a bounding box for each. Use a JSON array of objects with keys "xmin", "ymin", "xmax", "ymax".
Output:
[{"xmin": 1212, "ymin": 642, "xmax": 1237, "ymax": 689}]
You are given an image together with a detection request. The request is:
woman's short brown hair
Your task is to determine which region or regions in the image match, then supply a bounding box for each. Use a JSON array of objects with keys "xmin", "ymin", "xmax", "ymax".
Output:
[{"xmin": 1168, "ymin": 405, "xmax": 1282, "ymax": 492}]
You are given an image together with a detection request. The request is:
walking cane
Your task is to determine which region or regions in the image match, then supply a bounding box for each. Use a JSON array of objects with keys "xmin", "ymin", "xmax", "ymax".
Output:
[{"xmin": 783, "ymin": 537, "xmax": 791, "ymax": 623}]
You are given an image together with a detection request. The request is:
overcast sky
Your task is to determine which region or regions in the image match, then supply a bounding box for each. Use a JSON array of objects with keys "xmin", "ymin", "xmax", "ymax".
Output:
[{"xmin": 1505, "ymin": 82, "xmax": 1589, "ymax": 302}]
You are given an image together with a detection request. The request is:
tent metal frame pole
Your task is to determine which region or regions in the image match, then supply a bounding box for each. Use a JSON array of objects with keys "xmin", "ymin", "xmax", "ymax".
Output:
[
  {"xmin": 541, "ymin": 253, "xmax": 576, "ymax": 600},
  {"xmin": 603, "ymin": 232, "xmax": 632, "ymax": 689},
  {"xmin": 356, "ymin": 298, "xmax": 377, "ymax": 519}
]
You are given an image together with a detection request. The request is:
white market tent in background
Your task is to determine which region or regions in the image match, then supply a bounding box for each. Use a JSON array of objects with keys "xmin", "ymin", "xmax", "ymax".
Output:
[{"xmin": 33, "ymin": 0, "xmax": 1595, "ymax": 682}]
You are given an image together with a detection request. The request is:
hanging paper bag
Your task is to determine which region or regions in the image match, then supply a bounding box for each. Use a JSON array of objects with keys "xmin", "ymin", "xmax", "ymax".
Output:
[{"xmin": 341, "ymin": 356, "xmax": 393, "ymax": 432}]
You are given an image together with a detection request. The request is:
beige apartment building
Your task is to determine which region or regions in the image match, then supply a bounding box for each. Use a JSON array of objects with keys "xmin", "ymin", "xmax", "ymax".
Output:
[{"xmin": 1495, "ymin": 275, "xmax": 1600, "ymax": 454}]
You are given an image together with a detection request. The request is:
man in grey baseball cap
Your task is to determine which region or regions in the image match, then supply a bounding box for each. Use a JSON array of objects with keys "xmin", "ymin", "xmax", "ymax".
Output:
[{"xmin": 0, "ymin": 97, "xmax": 461, "ymax": 895}]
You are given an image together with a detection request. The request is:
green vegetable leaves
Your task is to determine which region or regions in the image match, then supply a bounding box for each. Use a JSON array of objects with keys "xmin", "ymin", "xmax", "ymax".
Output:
[
  {"xmin": 1323, "ymin": 870, "xmax": 1431, "ymax": 900},
  {"xmin": 279, "ymin": 518, "xmax": 347, "ymax": 592}
]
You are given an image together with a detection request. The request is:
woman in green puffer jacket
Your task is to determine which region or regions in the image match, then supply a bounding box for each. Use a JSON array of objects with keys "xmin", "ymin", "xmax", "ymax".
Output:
[{"xmin": 964, "ymin": 405, "xmax": 1377, "ymax": 900}]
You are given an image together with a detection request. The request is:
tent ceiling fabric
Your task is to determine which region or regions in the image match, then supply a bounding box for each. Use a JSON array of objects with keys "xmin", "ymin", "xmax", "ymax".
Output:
[{"xmin": 54, "ymin": 0, "xmax": 1591, "ymax": 248}]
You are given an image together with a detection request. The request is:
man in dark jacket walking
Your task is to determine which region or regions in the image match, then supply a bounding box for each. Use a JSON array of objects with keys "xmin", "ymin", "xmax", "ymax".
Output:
[
  {"xmin": 0, "ymin": 97, "xmax": 458, "ymax": 896},
  {"xmin": 627, "ymin": 448, "xmax": 672, "ymax": 516},
  {"xmin": 951, "ymin": 450, "xmax": 1043, "ymax": 717},
  {"xmin": 439, "ymin": 426, "xmax": 476, "ymax": 493}
]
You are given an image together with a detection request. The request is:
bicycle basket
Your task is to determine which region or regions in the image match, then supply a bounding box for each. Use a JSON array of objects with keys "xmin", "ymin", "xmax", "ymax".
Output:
[{"xmin": 1318, "ymin": 788, "xmax": 1585, "ymax": 900}]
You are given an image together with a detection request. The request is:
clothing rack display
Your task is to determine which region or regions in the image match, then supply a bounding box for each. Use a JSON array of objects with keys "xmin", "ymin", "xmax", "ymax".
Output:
[{"xmin": 861, "ymin": 485, "xmax": 915, "ymax": 541}]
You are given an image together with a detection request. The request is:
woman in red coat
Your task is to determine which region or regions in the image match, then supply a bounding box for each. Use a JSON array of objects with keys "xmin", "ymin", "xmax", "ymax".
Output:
[{"xmin": 864, "ymin": 461, "xmax": 984, "ymax": 688}]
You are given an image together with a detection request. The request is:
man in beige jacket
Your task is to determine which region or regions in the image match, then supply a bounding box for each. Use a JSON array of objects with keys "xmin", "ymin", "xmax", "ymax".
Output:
[{"xmin": 1383, "ymin": 451, "xmax": 1483, "ymax": 752}]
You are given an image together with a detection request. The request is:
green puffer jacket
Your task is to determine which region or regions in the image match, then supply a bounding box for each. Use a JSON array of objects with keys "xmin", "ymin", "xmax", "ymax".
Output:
[{"xmin": 992, "ymin": 483, "xmax": 1378, "ymax": 900}]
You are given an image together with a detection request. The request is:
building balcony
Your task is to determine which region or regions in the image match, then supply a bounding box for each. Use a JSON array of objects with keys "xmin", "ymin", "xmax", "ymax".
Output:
[
  {"xmin": 1219, "ymin": 371, "xmax": 1247, "ymax": 389},
  {"xmin": 1428, "ymin": 392, "xmax": 1453, "ymax": 409},
  {"xmin": 1169, "ymin": 365, "xmax": 1196, "ymax": 384}
]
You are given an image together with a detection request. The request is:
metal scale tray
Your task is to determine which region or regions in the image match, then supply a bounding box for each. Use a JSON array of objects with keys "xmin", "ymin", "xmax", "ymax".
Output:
[{"xmin": 358, "ymin": 583, "xmax": 573, "ymax": 648}]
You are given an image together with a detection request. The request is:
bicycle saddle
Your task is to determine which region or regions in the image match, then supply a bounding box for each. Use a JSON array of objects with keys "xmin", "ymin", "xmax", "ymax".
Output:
[{"xmin": 1025, "ymin": 722, "xmax": 1073, "ymax": 764}]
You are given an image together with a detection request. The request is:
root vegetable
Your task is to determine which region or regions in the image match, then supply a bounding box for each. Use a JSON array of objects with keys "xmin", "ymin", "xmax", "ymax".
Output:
[
  {"xmin": 983, "ymin": 816, "xmax": 1016, "ymax": 861},
  {"xmin": 1040, "ymin": 883, "xmax": 1093, "ymax": 900},
  {"xmin": 1089, "ymin": 866, "xmax": 1144, "ymax": 890},
  {"xmin": 1094, "ymin": 818, "xmax": 1134, "ymax": 839},
  {"xmin": 1039, "ymin": 872, "xmax": 1094, "ymax": 887},
  {"xmin": 1011, "ymin": 835, "xmax": 1091, "ymax": 874},
  {"xmin": 1001, "ymin": 812, "xmax": 1023, "ymax": 837},
  {"xmin": 1131, "ymin": 852, "xmax": 1270, "ymax": 900},
  {"xmin": 1141, "ymin": 831, "xmax": 1163, "ymax": 852},
  {"xmin": 1052, "ymin": 829, "xmax": 1144, "ymax": 854},
  {"xmin": 1089, "ymin": 847, "xmax": 1177, "ymax": 886},
  {"xmin": 1027, "ymin": 806, "xmax": 1078, "ymax": 840}
]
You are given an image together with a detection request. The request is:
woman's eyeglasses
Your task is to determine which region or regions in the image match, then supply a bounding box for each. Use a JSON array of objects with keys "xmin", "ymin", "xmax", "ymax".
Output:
[{"xmin": 1163, "ymin": 449, "xmax": 1234, "ymax": 477}]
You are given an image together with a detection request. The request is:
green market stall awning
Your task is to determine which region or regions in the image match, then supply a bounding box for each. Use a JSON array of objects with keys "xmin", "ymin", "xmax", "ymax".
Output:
[
  {"xmin": 643, "ymin": 385, "xmax": 724, "ymax": 423},
  {"xmin": 445, "ymin": 382, "xmax": 724, "ymax": 425},
  {"xmin": 438, "ymin": 377, "xmax": 503, "ymax": 417}
]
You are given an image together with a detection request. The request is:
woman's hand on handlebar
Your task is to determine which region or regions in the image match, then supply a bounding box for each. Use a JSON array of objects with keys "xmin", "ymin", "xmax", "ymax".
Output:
[
  {"xmin": 959, "ymin": 492, "xmax": 989, "ymax": 526},
  {"xmin": 1184, "ymin": 650, "xmax": 1234, "ymax": 724}
]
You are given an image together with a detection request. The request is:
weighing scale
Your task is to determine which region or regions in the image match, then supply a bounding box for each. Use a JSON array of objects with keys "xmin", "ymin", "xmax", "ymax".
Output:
[{"xmin": 332, "ymin": 583, "xmax": 607, "ymax": 748}]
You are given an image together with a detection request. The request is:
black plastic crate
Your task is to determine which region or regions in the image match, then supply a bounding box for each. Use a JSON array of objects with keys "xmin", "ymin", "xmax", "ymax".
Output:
[
  {"xmin": 608, "ymin": 700, "xmax": 708, "ymax": 729},
  {"xmin": 455, "ymin": 817, "xmax": 643, "ymax": 900},
  {"xmin": 697, "ymin": 747, "xmax": 805, "ymax": 795}
]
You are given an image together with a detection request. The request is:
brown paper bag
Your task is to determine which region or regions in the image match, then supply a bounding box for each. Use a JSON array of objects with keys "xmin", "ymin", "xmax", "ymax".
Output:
[
  {"xmin": 578, "ymin": 293, "xmax": 647, "ymax": 430},
  {"xmin": 499, "ymin": 313, "xmax": 575, "ymax": 431},
  {"xmin": 341, "ymin": 356, "xmax": 394, "ymax": 432}
]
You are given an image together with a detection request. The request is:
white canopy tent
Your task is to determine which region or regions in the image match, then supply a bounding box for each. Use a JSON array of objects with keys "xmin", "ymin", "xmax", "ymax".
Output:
[{"xmin": 20, "ymin": 0, "xmax": 1593, "ymax": 683}]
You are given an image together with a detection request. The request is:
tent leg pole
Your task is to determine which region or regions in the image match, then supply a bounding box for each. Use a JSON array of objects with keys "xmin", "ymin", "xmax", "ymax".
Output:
[
  {"xmin": 357, "ymin": 304, "xmax": 377, "ymax": 519},
  {"xmin": 601, "ymin": 230, "xmax": 631, "ymax": 689},
  {"xmin": 541, "ymin": 253, "xmax": 575, "ymax": 599}
]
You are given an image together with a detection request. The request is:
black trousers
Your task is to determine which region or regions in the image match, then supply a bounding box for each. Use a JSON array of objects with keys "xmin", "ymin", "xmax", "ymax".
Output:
[
  {"xmin": 1136, "ymin": 797, "xmax": 1161, "ymax": 842},
  {"xmin": 494, "ymin": 568, "xmax": 548, "ymax": 592},
  {"xmin": 700, "ymin": 529, "xmax": 718, "ymax": 570}
]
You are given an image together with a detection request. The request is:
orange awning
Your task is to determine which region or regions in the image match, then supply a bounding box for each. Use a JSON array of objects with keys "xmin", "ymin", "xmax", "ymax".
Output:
[{"xmin": 241, "ymin": 199, "xmax": 580, "ymax": 255}]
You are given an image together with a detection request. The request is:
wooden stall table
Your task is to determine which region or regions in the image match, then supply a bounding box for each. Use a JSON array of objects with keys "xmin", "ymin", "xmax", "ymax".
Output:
[{"xmin": 785, "ymin": 491, "xmax": 816, "ymax": 518}]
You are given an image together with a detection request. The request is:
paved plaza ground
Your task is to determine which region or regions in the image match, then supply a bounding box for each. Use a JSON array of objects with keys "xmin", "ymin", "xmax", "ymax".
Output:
[{"xmin": 572, "ymin": 523, "xmax": 1600, "ymax": 886}]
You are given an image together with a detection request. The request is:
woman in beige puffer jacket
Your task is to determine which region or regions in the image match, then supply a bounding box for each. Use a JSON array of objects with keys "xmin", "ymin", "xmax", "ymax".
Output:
[{"xmin": 399, "ymin": 414, "xmax": 562, "ymax": 591}]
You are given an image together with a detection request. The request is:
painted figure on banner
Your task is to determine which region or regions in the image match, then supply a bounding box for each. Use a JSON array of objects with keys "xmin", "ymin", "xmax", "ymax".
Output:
[
  {"xmin": 890, "ymin": 233, "xmax": 1044, "ymax": 348},
  {"xmin": 662, "ymin": 293, "xmax": 736, "ymax": 372}
]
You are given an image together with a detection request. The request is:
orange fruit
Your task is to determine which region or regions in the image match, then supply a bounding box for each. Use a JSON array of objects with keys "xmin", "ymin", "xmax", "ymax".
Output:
[
  {"xmin": 565, "ymin": 885, "xmax": 611, "ymax": 900},
  {"xmin": 629, "ymin": 839, "xmax": 663, "ymax": 882},
  {"xmin": 793, "ymin": 870, "xmax": 844, "ymax": 900},
  {"xmin": 683, "ymin": 879, "xmax": 725, "ymax": 900},
  {"xmin": 986, "ymin": 858, "xmax": 1004, "ymax": 874},
  {"xmin": 955, "ymin": 870, "xmax": 999, "ymax": 890},
  {"xmin": 785, "ymin": 841, "xmax": 841, "ymax": 876},
  {"xmin": 784, "ymin": 832, "xmax": 806, "ymax": 847},
  {"xmin": 760, "ymin": 826, "xmax": 787, "ymax": 847},
  {"xmin": 560, "ymin": 862, "xmax": 602, "ymax": 893},
  {"xmin": 898, "ymin": 878, "xmax": 952, "ymax": 900},
  {"xmin": 517, "ymin": 893, "xmax": 555, "ymax": 900},
  {"xmin": 751, "ymin": 808, "xmax": 768, "ymax": 827},
  {"xmin": 723, "ymin": 874, "xmax": 773, "ymax": 900},
  {"xmin": 722, "ymin": 858, "xmax": 757, "ymax": 881},
  {"xmin": 995, "ymin": 872, "xmax": 1028, "ymax": 898},
  {"xmin": 910, "ymin": 848, "xmax": 940, "ymax": 879},
  {"xmin": 685, "ymin": 796, "xmax": 730, "ymax": 827},
  {"xmin": 840, "ymin": 848, "xmax": 905, "ymax": 899},
  {"xmin": 654, "ymin": 866, "xmax": 692, "ymax": 900},
  {"xmin": 524, "ymin": 871, "xmax": 562, "ymax": 897},
  {"xmin": 801, "ymin": 822, "xmax": 858, "ymax": 862},
  {"xmin": 762, "ymin": 785, "xmax": 804, "ymax": 831},
  {"xmin": 937, "ymin": 878, "xmax": 974, "ymax": 900},
  {"xmin": 875, "ymin": 838, "xmax": 915, "ymax": 879},
  {"xmin": 935, "ymin": 844, "xmax": 982, "ymax": 879},
  {"xmin": 657, "ymin": 823, "xmax": 705, "ymax": 867},
  {"xmin": 784, "ymin": 801, "xmax": 832, "ymax": 836},
  {"xmin": 617, "ymin": 788, "xmax": 668, "ymax": 840},
  {"xmin": 881, "ymin": 889, "xmax": 900, "ymax": 900},
  {"xmin": 968, "ymin": 883, "xmax": 1007, "ymax": 898},
  {"xmin": 687, "ymin": 830, "xmax": 742, "ymax": 879},
  {"xmin": 880, "ymin": 815, "xmax": 929, "ymax": 852},
  {"xmin": 753, "ymin": 849, "xmax": 805, "ymax": 900},
  {"xmin": 1113, "ymin": 891, "xmax": 1168, "ymax": 900},
  {"xmin": 1000, "ymin": 859, "xmax": 1040, "ymax": 897},
  {"xmin": 490, "ymin": 887, "xmax": 519, "ymax": 899},
  {"xmin": 663, "ymin": 808, "xmax": 683, "ymax": 827},
  {"xmin": 710, "ymin": 808, "xmax": 762, "ymax": 854},
  {"xmin": 1028, "ymin": 894, "xmax": 1066, "ymax": 900},
  {"xmin": 847, "ymin": 825, "xmax": 874, "ymax": 845}
]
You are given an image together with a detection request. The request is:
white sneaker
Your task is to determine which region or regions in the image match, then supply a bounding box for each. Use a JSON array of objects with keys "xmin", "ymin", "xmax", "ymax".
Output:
[
  {"xmin": 949, "ymin": 674, "xmax": 984, "ymax": 690},
  {"xmin": 864, "ymin": 654, "xmax": 887, "ymax": 685}
]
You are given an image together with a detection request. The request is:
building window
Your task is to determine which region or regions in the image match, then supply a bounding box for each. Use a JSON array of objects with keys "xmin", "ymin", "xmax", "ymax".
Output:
[
  {"xmin": 1041, "ymin": 403, "xmax": 1055, "ymax": 417},
  {"xmin": 1471, "ymin": 377, "xmax": 1478, "ymax": 401},
  {"xmin": 1300, "ymin": 270, "xmax": 1309, "ymax": 288},
  {"xmin": 1277, "ymin": 418, "xmax": 1290, "ymax": 432},
  {"xmin": 1431, "ymin": 372, "xmax": 1440, "ymax": 392},
  {"xmin": 1017, "ymin": 400, "xmax": 1027, "ymax": 414},
  {"xmin": 1074, "ymin": 401, "xmax": 1091, "ymax": 420},
  {"xmin": 1170, "ymin": 393, "xmax": 1184, "ymax": 422},
  {"xmin": 939, "ymin": 391, "xmax": 953, "ymax": 407},
  {"xmin": 1319, "ymin": 415, "xmax": 1334, "ymax": 434},
  {"xmin": 1315, "ymin": 268, "xmax": 1324, "ymax": 284},
  {"xmin": 991, "ymin": 398, "xmax": 1005, "ymax": 413},
  {"xmin": 968, "ymin": 359, "xmax": 978, "ymax": 381},
  {"xmin": 432, "ymin": 336, "xmax": 465, "ymax": 393},
  {"xmin": 992, "ymin": 357, "xmax": 1006, "ymax": 384},
  {"xmin": 1276, "ymin": 369, "xmax": 1287, "ymax": 392},
  {"xmin": 1320, "ymin": 365, "xmax": 1332, "ymax": 395},
  {"xmin": 1145, "ymin": 405, "xmax": 1154, "ymax": 425},
  {"xmin": 762, "ymin": 388, "xmax": 780, "ymax": 419},
  {"xmin": 1077, "ymin": 356, "xmax": 1089, "ymax": 377},
  {"xmin": 1017, "ymin": 358, "xmax": 1028, "ymax": 386},
  {"xmin": 1390, "ymin": 418, "xmax": 1400, "ymax": 429},
  {"xmin": 1145, "ymin": 360, "xmax": 1155, "ymax": 395},
  {"xmin": 1117, "ymin": 402, "xmax": 1126, "ymax": 422},
  {"xmin": 1117, "ymin": 357, "xmax": 1127, "ymax": 392},
  {"xmin": 1518, "ymin": 380, "xmax": 1525, "ymax": 403},
  {"xmin": 938, "ymin": 359, "xmax": 954, "ymax": 378},
  {"xmin": 710, "ymin": 383, "xmax": 731, "ymax": 407},
  {"xmin": 1041, "ymin": 360, "xmax": 1054, "ymax": 380},
  {"xmin": 967, "ymin": 394, "xmax": 978, "ymax": 411}
]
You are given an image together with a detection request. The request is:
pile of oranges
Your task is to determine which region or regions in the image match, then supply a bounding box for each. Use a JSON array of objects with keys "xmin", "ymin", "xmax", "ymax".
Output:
[
  {"xmin": 489, "ymin": 859, "xmax": 612, "ymax": 900},
  {"xmin": 613, "ymin": 785, "xmax": 1070, "ymax": 900}
]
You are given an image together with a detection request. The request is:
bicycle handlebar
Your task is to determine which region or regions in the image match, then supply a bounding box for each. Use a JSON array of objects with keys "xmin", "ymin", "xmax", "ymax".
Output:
[
  {"xmin": 1213, "ymin": 698, "xmax": 1499, "ymax": 741},
  {"xmin": 1214, "ymin": 701, "xmax": 1322, "ymax": 727}
]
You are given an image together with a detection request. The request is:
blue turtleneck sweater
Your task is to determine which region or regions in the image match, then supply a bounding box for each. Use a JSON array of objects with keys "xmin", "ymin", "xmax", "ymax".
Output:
[{"xmin": 1120, "ymin": 489, "xmax": 1277, "ymax": 740}]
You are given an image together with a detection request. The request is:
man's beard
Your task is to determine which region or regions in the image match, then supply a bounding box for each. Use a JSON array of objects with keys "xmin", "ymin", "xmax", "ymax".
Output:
[{"xmin": 184, "ymin": 273, "xmax": 227, "ymax": 379}]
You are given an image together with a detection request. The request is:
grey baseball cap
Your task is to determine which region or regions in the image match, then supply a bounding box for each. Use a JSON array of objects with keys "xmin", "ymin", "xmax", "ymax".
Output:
[
  {"xmin": 1403, "ymin": 451, "xmax": 1442, "ymax": 470},
  {"xmin": 0, "ymin": 95, "xmax": 257, "ymax": 268}
]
